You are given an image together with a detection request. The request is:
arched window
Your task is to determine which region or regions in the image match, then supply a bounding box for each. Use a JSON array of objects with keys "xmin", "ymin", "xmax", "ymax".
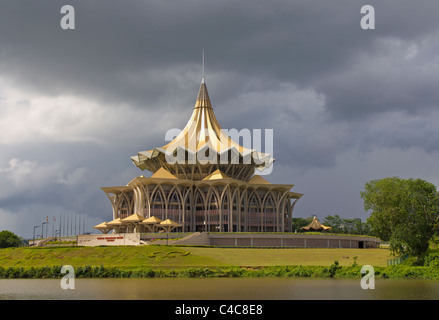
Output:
[
  {"xmin": 229, "ymin": 187, "xmax": 240, "ymax": 232},
  {"xmin": 119, "ymin": 192, "xmax": 133, "ymax": 219},
  {"xmin": 239, "ymin": 189, "xmax": 248, "ymax": 232},
  {"xmin": 263, "ymin": 193, "xmax": 275, "ymax": 232},
  {"xmin": 207, "ymin": 189, "xmax": 220, "ymax": 232},
  {"xmin": 248, "ymin": 191, "xmax": 261, "ymax": 232},
  {"xmin": 221, "ymin": 189, "xmax": 229, "ymax": 232},
  {"xmin": 167, "ymin": 186, "xmax": 182, "ymax": 228},
  {"xmin": 194, "ymin": 189, "xmax": 207, "ymax": 232},
  {"xmin": 182, "ymin": 188, "xmax": 192, "ymax": 232},
  {"xmin": 151, "ymin": 186, "xmax": 165, "ymax": 220}
]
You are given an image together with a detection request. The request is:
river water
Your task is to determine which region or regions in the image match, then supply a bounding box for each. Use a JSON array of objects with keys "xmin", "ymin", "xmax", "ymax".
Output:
[{"xmin": 1, "ymin": 278, "xmax": 439, "ymax": 300}]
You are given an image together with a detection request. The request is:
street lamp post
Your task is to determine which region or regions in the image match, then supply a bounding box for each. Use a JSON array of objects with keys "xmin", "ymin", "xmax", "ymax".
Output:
[
  {"xmin": 33, "ymin": 226, "xmax": 40, "ymax": 247},
  {"xmin": 42, "ymin": 222, "xmax": 49, "ymax": 239},
  {"xmin": 55, "ymin": 230, "xmax": 60, "ymax": 246}
]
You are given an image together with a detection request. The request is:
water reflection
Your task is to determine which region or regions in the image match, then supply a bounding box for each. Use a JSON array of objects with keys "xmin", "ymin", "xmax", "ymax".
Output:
[{"xmin": 1, "ymin": 278, "xmax": 439, "ymax": 300}]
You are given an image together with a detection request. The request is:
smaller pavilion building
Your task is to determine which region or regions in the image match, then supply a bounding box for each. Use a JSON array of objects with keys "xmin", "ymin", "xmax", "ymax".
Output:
[{"xmin": 300, "ymin": 217, "xmax": 331, "ymax": 232}]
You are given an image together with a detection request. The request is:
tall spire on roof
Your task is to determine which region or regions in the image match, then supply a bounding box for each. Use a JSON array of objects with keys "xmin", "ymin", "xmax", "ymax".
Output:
[
  {"xmin": 201, "ymin": 48, "xmax": 205, "ymax": 84},
  {"xmin": 195, "ymin": 49, "xmax": 212, "ymax": 109}
]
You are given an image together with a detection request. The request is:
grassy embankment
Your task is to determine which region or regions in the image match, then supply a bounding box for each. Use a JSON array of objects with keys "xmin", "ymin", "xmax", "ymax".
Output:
[
  {"xmin": 0, "ymin": 245, "xmax": 390, "ymax": 268},
  {"xmin": 0, "ymin": 245, "xmax": 407, "ymax": 279},
  {"xmin": 2, "ymin": 245, "xmax": 439, "ymax": 279}
]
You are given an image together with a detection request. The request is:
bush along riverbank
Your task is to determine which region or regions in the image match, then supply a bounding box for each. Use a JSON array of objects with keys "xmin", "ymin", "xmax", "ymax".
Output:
[{"xmin": 2, "ymin": 261, "xmax": 439, "ymax": 279}]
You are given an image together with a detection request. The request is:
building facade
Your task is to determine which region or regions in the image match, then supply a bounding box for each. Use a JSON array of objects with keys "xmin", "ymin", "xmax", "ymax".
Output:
[{"xmin": 100, "ymin": 77, "xmax": 303, "ymax": 233}]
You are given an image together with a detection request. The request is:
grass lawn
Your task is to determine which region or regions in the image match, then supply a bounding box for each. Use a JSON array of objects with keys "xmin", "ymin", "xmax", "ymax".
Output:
[
  {"xmin": 185, "ymin": 247, "xmax": 391, "ymax": 267},
  {"xmin": 0, "ymin": 245, "xmax": 392, "ymax": 269}
]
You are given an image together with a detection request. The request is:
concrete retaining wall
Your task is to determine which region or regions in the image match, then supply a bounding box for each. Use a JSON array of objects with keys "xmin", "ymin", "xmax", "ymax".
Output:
[{"xmin": 207, "ymin": 233, "xmax": 380, "ymax": 248}]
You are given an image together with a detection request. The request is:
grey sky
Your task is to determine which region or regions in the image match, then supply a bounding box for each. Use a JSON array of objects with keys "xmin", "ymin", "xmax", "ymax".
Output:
[{"xmin": 1, "ymin": 0, "xmax": 439, "ymax": 238}]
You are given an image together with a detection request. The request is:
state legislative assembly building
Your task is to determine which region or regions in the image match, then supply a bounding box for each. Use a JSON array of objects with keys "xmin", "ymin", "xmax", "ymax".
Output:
[{"xmin": 100, "ymin": 76, "xmax": 303, "ymax": 233}]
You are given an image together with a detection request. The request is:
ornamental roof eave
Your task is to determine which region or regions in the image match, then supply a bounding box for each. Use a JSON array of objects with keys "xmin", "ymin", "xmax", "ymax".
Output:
[
  {"xmin": 131, "ymin": 147, "xmax": 274, "ymax": 171},
  {"xmin": 288, "ymin": 191, "xmax": 304, "ymax": 199},
  {"xmin": 127, "ymin": 176, "xmax": 193, "ymax": 188},
  {"xmin": 101, "ymin": 186, "xmax": 132, "ymax": 194}
]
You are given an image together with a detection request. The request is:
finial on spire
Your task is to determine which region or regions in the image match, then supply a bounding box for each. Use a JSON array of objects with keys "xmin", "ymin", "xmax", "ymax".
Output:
[{"xmin": 201, "ymin": 48, "xmax": 205, "ymax": 84}]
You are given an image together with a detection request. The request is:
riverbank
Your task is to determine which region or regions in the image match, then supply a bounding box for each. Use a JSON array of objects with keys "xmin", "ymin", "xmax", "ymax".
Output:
[{"xmin": 2, "ymin": 263, "xmax": 439, "ymax": 280}]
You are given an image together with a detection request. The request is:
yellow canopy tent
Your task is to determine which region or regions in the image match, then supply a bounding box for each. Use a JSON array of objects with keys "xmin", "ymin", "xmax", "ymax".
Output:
[
  {"xmin": 159, "ymin": 219, "xmax": 182, "ymax": 233},
  {"xmin": 140, "ymin": 216, "xmax": 163, "ymax": 233},
  {"xmin": 122, "ymin": 213, "xmax": 145, "ymax": 223},
  {"xmin": 159, "ymin": 219, "xmax": 182, "ymax": 245},
  {"xmin": 106, "ymin": 218, "xmax": 123, "ymax": 226},
  {"xmin": 121, "ymin": 213, "xmax": 145, "ymax": 233},
  {"xmin": 93, "ymin": 222, "xmax": 112, "ymax": 234},
  {"xmin": 106, "ymin": 218, "xmax": 124, "ymax": 233}
]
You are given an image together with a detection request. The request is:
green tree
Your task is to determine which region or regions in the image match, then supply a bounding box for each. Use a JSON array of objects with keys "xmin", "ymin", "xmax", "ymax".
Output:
[
  {"xmin": 361, "ymin": 177, "xmax": 439, "ymax": 259},
  {"xmin": 0, "ymin": 230, "xmax": 22, "ymax": 248},
  {"xmin": 323, "ymin": 215, "xmax": 369, "ymax": 235},
  {"xmin": 323, "ymin": 214, "xmax": 344, "ymax": 233},
  {"xmin": 342, "ymin": 218, "xmax": 364, "ymax": 235},
  {"xmin": 291, "ymin": 217, "xmax": 311, "ymax": 232}
]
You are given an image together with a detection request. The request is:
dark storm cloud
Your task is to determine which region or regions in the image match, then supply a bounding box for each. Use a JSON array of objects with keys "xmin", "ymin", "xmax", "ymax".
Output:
[{"xmin": 1, "ymin": 0, "xmax": 439, "ymax": 119}]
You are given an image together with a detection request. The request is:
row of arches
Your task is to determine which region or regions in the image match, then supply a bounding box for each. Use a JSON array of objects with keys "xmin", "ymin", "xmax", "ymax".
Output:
[{"xmin": 108, "ymin": 182, "xmax": 299, "ymax": 232}]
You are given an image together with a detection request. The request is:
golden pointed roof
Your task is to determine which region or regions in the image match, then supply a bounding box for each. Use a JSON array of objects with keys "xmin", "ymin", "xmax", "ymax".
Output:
[
  {"xmin": 93, "ymin": 222, "xmax": 109, "ymax": 229},
  {"xmin": 202, "ymin": 169, "xmax": 230, "ymax": 181},
  {"xmin": 106, "ymin": 218, "xmax": 123, "ymax": 226},
  {"xmin": 151, "ymin": 167, "xmax": 178, "ymax": 179},
  {"xmin": 141, "ymin": 216, "xmax": 163, "ymax": 224},
  {"xmin": 195, "ymin": 81, "xmax": 212, "ymax": 109},
  {"xmin": 121, "ymin": 213, "xmax": 145, "ymax": 223},
  {"xmin": 130, "ymin": 77, "xmax": 274, "ymax": 180},
  {"xmin": 160, "ymin": 219, "xmax": 182, "ymax": 227},
  {"xmin": 93, "ymin": 222, "xmax": 112, "ymax": 234},
  {"xmin": 159, "ymin": 218, "xmax": 182, "ymax": 232},
  {"xmin": 160, "ymin": 81, "xmax": 247, "ymax": 153},
  {"xmin": 248, "ymin": 175, "xmax": 271, "ymax": 185}
]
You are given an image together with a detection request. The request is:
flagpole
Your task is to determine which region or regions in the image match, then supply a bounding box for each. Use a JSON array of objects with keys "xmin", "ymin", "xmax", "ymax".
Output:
[{"xmin": 62, "ymin": 212, "xmax": 65, "ymax": 238}]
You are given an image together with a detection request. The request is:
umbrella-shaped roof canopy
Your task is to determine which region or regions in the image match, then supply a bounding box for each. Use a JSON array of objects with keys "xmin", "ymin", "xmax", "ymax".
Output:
[
  {"xmin": 93, "ymin": 221, "xmax": 112, "ymax": 234},
  {"xmin": 300, "ymin": 217, "xmax": 331, "ymax": 232},
  {"xmin": 159, "ymin": 219, "xmax": 182, "ymax": 227},
  {"xmin": 106, "ymin": 218, "xmax": 123, "ymax": 226},
  {"xmin": 141, "ymin": 216, "xmax": 163, "ymax": 225},
  {"xmin": 122, "ymin": 213, "xmax": 145, "ymax": 223},
  {"xmin": 93, "ymin": 222, "xmax": 110, "ymax": 229}
]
